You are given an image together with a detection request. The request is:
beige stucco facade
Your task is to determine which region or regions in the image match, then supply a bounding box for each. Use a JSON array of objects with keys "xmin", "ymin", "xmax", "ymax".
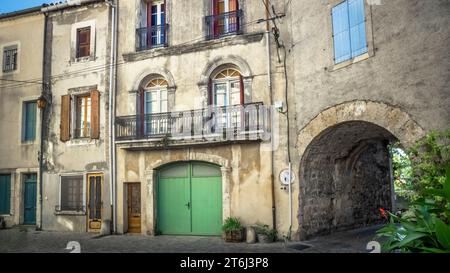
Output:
[
  {"xmin": 0, "ymin": 10, "xmax": 44, "ymax": 228},
  {"xmin": 41, "ymin": 1, "xmax": 112, "ymax": 232}
]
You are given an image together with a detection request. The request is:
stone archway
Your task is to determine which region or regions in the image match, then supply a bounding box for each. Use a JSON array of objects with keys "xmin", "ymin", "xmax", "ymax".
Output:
[{"xmin": 296, "ymin": 101, "xmax": 425, "ymax": 239}]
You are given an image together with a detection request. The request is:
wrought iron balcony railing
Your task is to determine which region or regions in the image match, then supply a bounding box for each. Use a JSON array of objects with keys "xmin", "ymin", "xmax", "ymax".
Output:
[
  {"xmin": 136, "ymin": 24, "xmax": 169, "ymax": 51},
  {"xmin": 205, "ymin": 10, "xmax": 243, "ymax": 40},
  {"xmin": 115, "ymin": 102, "xmax": 271, "ymax": 143}
]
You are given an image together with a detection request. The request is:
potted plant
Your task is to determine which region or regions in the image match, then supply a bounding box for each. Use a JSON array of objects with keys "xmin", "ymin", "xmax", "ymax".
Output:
[
  {"xmin": 222, "ymin": 217, "xmax": 244, "ymax": 243},
  {"xmin": 255, "ymin": 224, "xmax": 278, "ymax": 243}
]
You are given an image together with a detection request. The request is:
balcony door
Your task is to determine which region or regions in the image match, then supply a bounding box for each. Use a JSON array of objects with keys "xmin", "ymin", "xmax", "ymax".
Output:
[
  {"xmin": 212, "ymin": 68, "xmax": 243, "ymax": 129},
  {"xmin": 213, "ymin": 0, "xmax": 239, "ymax": 35},
  {"xmin": 147, "ymin": 0, "xmax": 166, "ymax": 46},
  {"xmin": 144, "ymin": 78, "xmax": 168, "ymax": 135}
]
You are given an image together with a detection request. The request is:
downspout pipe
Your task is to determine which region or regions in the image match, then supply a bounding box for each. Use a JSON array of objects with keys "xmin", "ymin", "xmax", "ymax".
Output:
[
  {"xmin": 38, "ymin": 12, "xmax": 49, "ymax": 231},
  {"xmin": 265, "ymin": 0, "xmax": 276, "ymax": 231},
  {"xmin": 106, "ymin": 0, "xmax": 118, "ymax": 234}
]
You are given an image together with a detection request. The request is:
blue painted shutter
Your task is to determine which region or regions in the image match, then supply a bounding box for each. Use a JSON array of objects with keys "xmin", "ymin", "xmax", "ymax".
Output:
[
  {"xmin": 0, "ymin": 175, "xmax": 11, "ymax": 214},
  {"xmin": 348, "ymin": 0, "xmax": 367, "ymax": 57},
  {"xmin": 23, "ymin": 102, "xmax": 37, "ymax": 141},
  {"xmin": 332, "ymin": 2, "xmax": 351, "ymax": 64}
]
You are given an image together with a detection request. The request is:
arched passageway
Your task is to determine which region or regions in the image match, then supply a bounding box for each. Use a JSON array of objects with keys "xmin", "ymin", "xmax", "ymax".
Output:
[{"xmin": 299, "ymin": 121, "xmax": 398, "ymax": 239}]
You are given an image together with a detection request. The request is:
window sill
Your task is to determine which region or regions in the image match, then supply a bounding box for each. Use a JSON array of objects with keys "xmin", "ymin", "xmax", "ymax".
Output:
[
  {"xmin": 54, "ymin": 210, "xmax": 86, "ymax": 216},
  {"xmin": 71, "ymin": 56, "xmax": 96, "ymax": 64},
  {"xmin": 66, "ymin": 138, "xmax": 97, "ymax": 146},
  {"xmin": 331, "ymin": 52, "xmax": 370, "ymax": 71}
]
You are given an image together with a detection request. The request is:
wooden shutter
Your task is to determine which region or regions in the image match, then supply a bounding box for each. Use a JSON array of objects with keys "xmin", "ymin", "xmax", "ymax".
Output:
[
  {"xmin": 90, "ymin": 90, "xmax": 100, "ymax": 139},
  {"xmin": 332, "ymin": 1, "xmax": 351, "ymax": 64},
  {"xmin": 239, "ymin": 75, "xmax": 244, "ymax": 105},
  {"xmin": 229, "ymin": 0, "xmax": 238, "ymax": 11},
  {"xmin": 60, "ymin": 95, "xmax": 71, "ymax": 142},
  {"xmin": 348, "ymin": 0, "xmax": 367, "ymax": 57},
  {"xmin": 137, "ymin": 87, "xmax": 145, "ymax": 137},
  {"xmin": 208, "ymin": 78, "xmax": 213, "ymax": 106},
  {"xmin": 146, "ymin": 0, "xmax": 153, "ymax": 48},
  {"xmin": 77, "ymin": 27, "xmax": 91, "ymax": 58}
]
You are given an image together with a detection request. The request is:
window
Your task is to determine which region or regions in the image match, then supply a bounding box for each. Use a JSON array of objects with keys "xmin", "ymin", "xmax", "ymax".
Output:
[
  {"xmin": 211, "ymin": 68, "xmax": 243, "ymax": 128},
  {"xmin": 0, "ymin": 174, "xmax": 11, "ymax": 215},
  {"xmin": 144, "ymin": 78, "xmax": 168, "ymax": 134},
  {"xmin": 22, "ymin": 101, "xmax": 37, "ymax": 141},
  {"xmin": 206, "ymin": 0, "xmax": 241, "ymax": 39},
  {"xmin": 60, "ymin": 90, "xmax": 100, "ymax": 142},
  {"xmin": 76, "ymin": 27, "xmax": 91, "ymax": 58},
  {"xmin": 75, "ymin": 95, "xmax": 92, "ymax": 138},
  {"xmin": 332, "ymin": 0, "xmax": 368, "ymax": 64},
  {"xmin": 212, "ymin": 68, "xmax": 242, "ymax": 107},
  {"xmin": 3, "ymin": 45, "xmax": 18, "ymax": 72},
  {"xmin": 60, "ymin": 175, "xmax": 84, "ymax": 211}
]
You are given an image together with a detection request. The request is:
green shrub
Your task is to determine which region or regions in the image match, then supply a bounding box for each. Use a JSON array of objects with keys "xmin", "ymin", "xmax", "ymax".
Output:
[
  {"xmin": 222, "ymin": 217, "xmax": 243, "ymax": 232},
  {"xmin": 376, "ymin": 130, "xmax": 450, "ymax": 253}
]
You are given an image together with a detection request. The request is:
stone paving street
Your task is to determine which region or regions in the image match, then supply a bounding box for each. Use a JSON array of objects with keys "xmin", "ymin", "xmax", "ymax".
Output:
[{"xmin": 0, "ymin": 225, "xmax": 381, "ymax": 253}]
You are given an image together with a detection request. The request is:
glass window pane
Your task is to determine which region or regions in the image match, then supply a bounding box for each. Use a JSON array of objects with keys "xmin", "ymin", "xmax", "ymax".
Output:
[
  {"xmin": 61, "ymin": 176, "xmax": 83, "ymax": 210},
  {"xmin": 192, "ymin": 162, "xmax": 221, "ymax": 177},
  {"xmin": 159, "ymin": 163, "xmax": 188, "ymax": 178}
]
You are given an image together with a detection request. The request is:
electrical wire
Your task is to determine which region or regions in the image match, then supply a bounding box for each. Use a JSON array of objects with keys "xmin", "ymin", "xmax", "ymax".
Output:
[{"xmin": 0, "ymin": 18, "xmax": 264, "ymax": 89}]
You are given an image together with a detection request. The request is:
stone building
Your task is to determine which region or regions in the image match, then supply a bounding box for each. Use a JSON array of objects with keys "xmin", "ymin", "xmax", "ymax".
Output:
[
  {"xmin": 114, "ymin": 0, "xmax": 284, "ymax": 235},
  {"xmin": 0, "ymin": 0, "xmax": 448, "ymax": 241},
  {"xmin": 40, "ymin": 0, "xmax": 113, "ymax": 232},
  {"xmin": 276, "ymin": 0, "xmax": 449, "ymax": 239},
  {"xmin": 0, "ymin": 8, "xmax": 45, "ymax": 228}
]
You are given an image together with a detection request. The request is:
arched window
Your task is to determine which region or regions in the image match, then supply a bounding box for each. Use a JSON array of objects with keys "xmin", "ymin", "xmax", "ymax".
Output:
[
  {"xmin": 211, "ymin": 68, "xmax": 243, "ymax": 107},
  {"xmin": 144, "ymin": 78, "xmax": 168, "ymax": 115}
]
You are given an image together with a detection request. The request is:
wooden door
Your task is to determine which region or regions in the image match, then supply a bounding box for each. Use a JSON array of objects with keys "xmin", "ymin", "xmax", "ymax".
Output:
[
  {"xmin": 157, "ymin": 162, "xmax": 222, "ymax": 235},
  {"xmin": 127, "ymin": 183, "xmax": 141, "ymax": 233},
  {"xmin": 87, "ymin": 174, "xmax": 102, "ymax": 232}
]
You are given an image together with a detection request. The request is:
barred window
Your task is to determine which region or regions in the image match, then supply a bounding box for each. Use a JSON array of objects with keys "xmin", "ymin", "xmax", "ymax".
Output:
[
  {"xmin": 3, "ymin": 45, "xmax": 18, "ymax": 72},
  {"xmin": 60, "ymin": 176, "xmax": 84, "ymax": 211}
]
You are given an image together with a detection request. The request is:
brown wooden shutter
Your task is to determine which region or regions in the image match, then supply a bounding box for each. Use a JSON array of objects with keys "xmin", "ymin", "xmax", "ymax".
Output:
[
  {"xmin": 208, "ymin": 78, "xmax": 213, "ymax": 106},
  {"xmin": 90, "ymin": 90, "xmax": 100, "ymax": 139},
  {"xmin": 239, "ymin": 75, "xmax": 244, "ymax": 105},
  {"xmin": 60, "ymin": 95, "xmax": 71, "ymax": 142}
]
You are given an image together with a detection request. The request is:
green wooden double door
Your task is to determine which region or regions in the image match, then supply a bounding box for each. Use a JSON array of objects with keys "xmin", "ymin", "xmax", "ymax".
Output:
[{"xmin": 157, "ymin": 162, "xmax": 222, "ymax": 236}]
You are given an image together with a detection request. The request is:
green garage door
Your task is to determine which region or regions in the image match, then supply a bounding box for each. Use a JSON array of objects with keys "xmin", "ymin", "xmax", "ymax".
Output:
[{"xmin": 157, "ymin": 162, "xmax": 222, "ymax": 235}]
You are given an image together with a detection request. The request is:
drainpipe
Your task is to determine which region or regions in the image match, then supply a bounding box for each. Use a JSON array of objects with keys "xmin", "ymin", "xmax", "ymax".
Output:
[
  {"xmin": 106, "ymin": 0, "xmax": 118, "ymax": 234},
  {"xmin": 265, "ymin": 0, "xmax": 276, "ymax": 231},
  {"xmin": 37, "ymin": 12, "xmax": 49, "ymax": 231}
]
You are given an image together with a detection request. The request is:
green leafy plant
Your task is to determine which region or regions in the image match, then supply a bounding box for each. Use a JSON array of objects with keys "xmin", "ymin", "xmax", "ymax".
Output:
[
  {"xmin": 376, "ymin": 168, "xmax": 450, "ymax": 253},
  {"xmin": 254, "ymin": 224, "xmax": 278, "ymax": 242},
  {"xmin": 222, "ymin": 217, "xmax": 243, "ymax": 232}
]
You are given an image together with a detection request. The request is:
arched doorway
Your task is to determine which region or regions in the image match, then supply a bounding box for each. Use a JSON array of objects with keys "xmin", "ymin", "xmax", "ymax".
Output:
[
  {"xmin": 156, "ymin": 161, "xmax": 222, "ymax": 235},
  {"xmin": 299, "ymin": 121, "xmax": 398, "ymax": 238}
]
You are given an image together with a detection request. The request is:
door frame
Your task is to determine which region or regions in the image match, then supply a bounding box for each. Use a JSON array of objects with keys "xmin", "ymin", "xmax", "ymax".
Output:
[
  {"xmin": 125, "ymin": 182, "xmax": 142, "ymax": 234},
  {"xmin": 22, "ymin": 173, "xmax": 37, "ymax": 225},
  {"xmin": 86, "ymin": 173, "xmax": 103, "ymax": 232}
]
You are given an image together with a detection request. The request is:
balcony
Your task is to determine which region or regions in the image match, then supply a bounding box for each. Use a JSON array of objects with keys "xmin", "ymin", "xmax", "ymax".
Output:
[
  {"xmin": 205, "ymin": 10, "xmax": 243, "ymax": 40},
  {"xmin": 115, "ymin": 102, "xmax": 271, "ymax": 148},
  {"xmin": 136, "ymin": 24, "xmax": 169, "ymax": 51}
]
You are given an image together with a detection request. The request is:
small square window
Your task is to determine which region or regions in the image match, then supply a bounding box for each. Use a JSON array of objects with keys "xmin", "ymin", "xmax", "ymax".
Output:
[
  {"xmin": 3, "ymin": 45, "xmax": 18, "ymax": 72},
  {"xmin": 76, "ymin": 27, "xmax": 91, "ymax": 58},
  {"xmin": 60, "ymin": 175, "xmax": 84, "ymax": 211}
]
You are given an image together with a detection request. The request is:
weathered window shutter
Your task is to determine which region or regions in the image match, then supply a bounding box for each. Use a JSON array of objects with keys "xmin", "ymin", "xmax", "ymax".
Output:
[
  {"xmin": 239, "ymin": 74, "xmax": 244, "ymax": 105},
  {"xmin": 147, "ymin": 0, "xmax": 153, "ymax": 48},
  {"xmin": 0, "ymin": 175, "xmax": 11, "ymax": 214},
  {"xmin": 60, "ymin": 95, "xmax": 71, "ymax": 142},
  {"xmin": 137, "ymin": 87, "xmax": 145, "ymax": 137},
  {"xmin": 332, "ymin": 1, "xmax": 351, "ymax": 64},
  {"xmin": 348, "ymin": 0, "xmax": 367, "ymax": 57},
  {"xmin": 208, "ymin": 78, "xmax": 213, "ymax": 106},
  {"xmin": 90, "ymin": 90, "xmax": 100, "ymax": 139}
]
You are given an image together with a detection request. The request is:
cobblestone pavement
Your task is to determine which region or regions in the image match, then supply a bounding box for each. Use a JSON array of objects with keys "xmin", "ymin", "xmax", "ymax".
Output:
[{"xmin": 0, "ymin": 225, "xmax": 381, "ymax": 253}]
